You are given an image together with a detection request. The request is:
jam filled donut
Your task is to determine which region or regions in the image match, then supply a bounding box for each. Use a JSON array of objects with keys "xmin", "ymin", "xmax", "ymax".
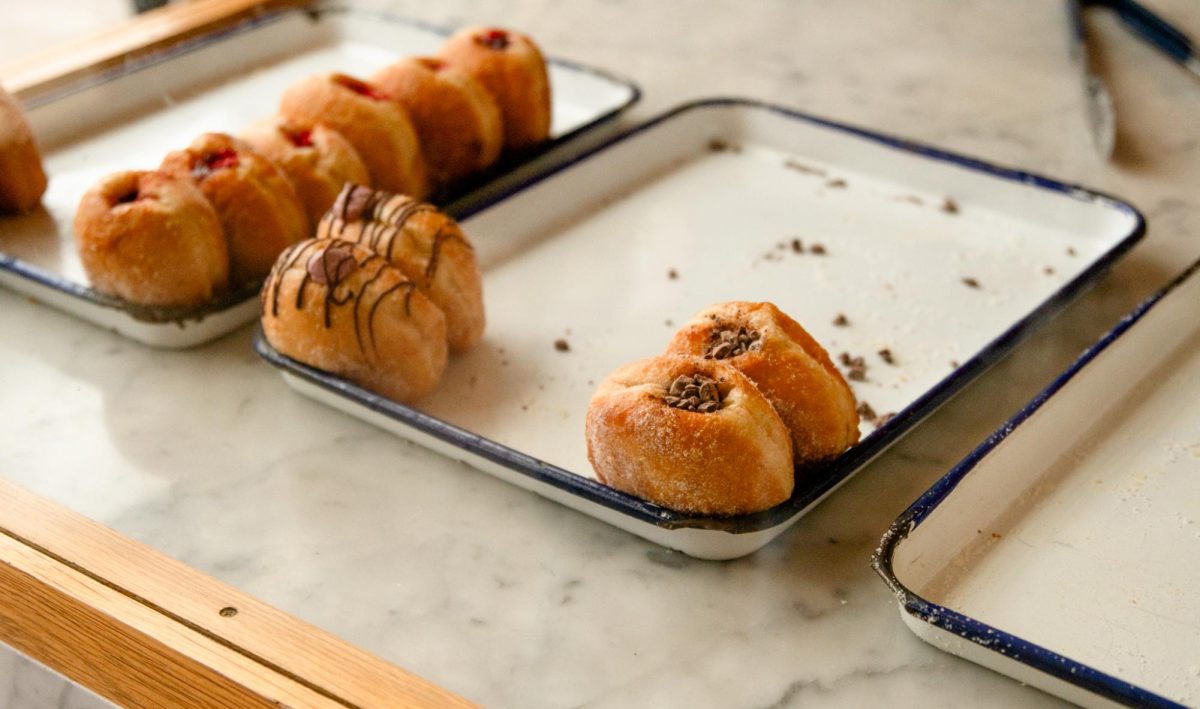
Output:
[
  {"xmin": 370, "ymin": 57, "xmax": 503, "ymax": 187},
  {"xmin": 74, "ymin": 170, "xmax": 228, "ymax": 307},
  {"xmin": 239, "ymin": 115, "xmax": 370, "ymax": 226},
  {"xmin": 317, "ymin": 185, "xmax": 484, "ymax": 353},
  {"xmin": 0, "ymin": 85, "xmax": 48, "ymax": 213},
  {"xmin": 279, "ymin": 73, "xmax": 429, "ymax": 199},
  {"xmin": 437, "ymin": 26, "xmax": 551, "ymax": 152},
  {"xmin": 261, "ymin": 238, "xmax": 448, "ymax": 403},
  {"xmin": 586, "ymin": 354, "xmax": 794, "ymax": 515},
  {"xmin": 665, "ymin": 302, "xmax": 859, "ymax": 465},
  {"xmin": 161, "ymin": 132, "xmax": 308, "ymax": 285}
]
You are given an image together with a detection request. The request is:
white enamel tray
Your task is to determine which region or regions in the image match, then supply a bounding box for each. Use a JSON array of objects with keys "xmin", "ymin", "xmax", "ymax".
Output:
[
  {"xmin": 0, "ymin": 4, "xmax": 638, "ymax": 348},
  {"xmin": 256, "ymin": 98, "xmax": 1144, "ymax": 560},
  {"xmin": 875, "ymin": 260, "xmax": 1200, "ymax": 708}
]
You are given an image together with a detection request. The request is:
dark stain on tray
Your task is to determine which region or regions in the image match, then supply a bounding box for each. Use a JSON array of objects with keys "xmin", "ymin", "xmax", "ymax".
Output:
[
  {"xmin": 791, "ymin": 238, "xmax": 804, "ymax": 253},
  {"xmin": 809, "ymin": 243, "xmax": 827, "ymax": 255},
  {"xmin": 878, "ymin": 348, "xmax": 895, "ymax": 365},
  {"xmin": 667, "ymin": 268, "xmax": 678, "ymax": 280},
  {"xmin": 554, "ymin": 338, "xmax": 570, "ymax": 352},
  {"xmin": 826, "ymin": 178, "xmax": 847, "ymax": 189},
  {"xmin": 941, "ymin": 197, "xmax": 959, "ymax": 214},
  {"xmin": 833, "ymin": 313, "xmax": 849, "ymax": 327},
  {"xmin": 961, "ymin": 276, "xmax": 981, "ymax": 289}
]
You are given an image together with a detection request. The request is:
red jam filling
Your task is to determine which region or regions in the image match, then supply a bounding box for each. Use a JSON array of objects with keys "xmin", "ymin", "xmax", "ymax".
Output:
[
  {"xmin": 335, "ymin": 75, "xmax": 387, "ymax": 101},
  {"xmin": 283, "ymin": 127, "xmax": 314, "ymax": 148},
  {"xmin": 192, "ymin": 148, "xmax": 239, "ymax": 178},
  {"xmin": 475, "ymin": 29, "xmax": 510, "ymax": 50}
]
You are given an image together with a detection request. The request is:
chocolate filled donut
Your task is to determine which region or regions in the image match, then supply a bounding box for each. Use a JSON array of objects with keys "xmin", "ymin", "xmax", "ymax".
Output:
[
  {"xmin": 665, "ymin": 301, "xmax": 859, "ymax": 466},
  {"xmin": 586, "ymin": 354, "xmax": 794, "ymax": 515},
  {"xmin": 318, "ymin": 185, "xmax": 484, "ymax": 353},
  {"xmin": 261, "ymin": 238, "xmax": 447, "ymax": 402}
]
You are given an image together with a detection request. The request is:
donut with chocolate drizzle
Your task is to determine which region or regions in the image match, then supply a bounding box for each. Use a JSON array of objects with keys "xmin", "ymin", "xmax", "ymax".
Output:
[
  {"xmin": 586, "ymin": 354, "xmax": 794, "ymax": 516},
  {"xmin": 317, "ymin": 185, "xmax": 485, "ymax": 353},
  {"xmin": 261, "ymin": 237, "xmax": 447, "ymax": 403}
]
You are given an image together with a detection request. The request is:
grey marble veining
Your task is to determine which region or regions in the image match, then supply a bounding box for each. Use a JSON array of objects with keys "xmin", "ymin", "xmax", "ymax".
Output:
[{"xmin": 2, "ymin": 0, "xmax": 1198, "ymax": 707}]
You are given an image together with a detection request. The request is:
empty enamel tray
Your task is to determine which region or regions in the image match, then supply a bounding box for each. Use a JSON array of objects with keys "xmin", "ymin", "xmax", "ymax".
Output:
[
  {"xmin": 256, "ymin": 98, "xmax": 1144, "ymax": 560},
  {"xmin": 0, "ymin": 4, "xmax": 638, "ymax": 348},
  {"xmin": 875, "ymin": 259, "xmax": 1200, "ymax": 707}
]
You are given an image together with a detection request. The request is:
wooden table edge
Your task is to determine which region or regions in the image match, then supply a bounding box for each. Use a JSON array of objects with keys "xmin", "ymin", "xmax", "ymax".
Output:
[{"xmin": 0, "ymin": 477, "xmax": 474, "ymax": 708}]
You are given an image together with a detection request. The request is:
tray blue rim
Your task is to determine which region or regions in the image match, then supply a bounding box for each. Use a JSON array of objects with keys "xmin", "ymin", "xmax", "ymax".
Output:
[
  {"xmin": 1, "ymin": 1, "xmax": 641, "ymax": 325},
  {"xmin": 871, "ymin": 259, "xmax": 1200, "ymax": 709},
  {"xmin": 255, "ymin": 96, "xmax": 1147, "ymax": 535}
]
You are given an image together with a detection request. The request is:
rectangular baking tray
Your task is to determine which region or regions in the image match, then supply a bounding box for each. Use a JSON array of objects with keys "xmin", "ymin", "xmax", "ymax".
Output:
[
  {"xmin": 0, "ymin": 3, "xmax": 638, "ymax": 348},
  {"xmin": 874, "ymin": 259, "xmax": 1200, "ymax": 708},
  {"xmin": 255, "ymin": 97, "xmax": 1144, "ymax": 560}
]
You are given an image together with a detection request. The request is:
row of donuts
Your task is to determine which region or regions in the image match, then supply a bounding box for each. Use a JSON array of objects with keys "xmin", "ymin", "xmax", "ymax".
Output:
[
  {"xmin": 72, "ymin": 26, "xmax": 549, "ymax": 309},
  {"xmin": 261, "ymin": 184, "xmax": 486, "ymax": 403}
]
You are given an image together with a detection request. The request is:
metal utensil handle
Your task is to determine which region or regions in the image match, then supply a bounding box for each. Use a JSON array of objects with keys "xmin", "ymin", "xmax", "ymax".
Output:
[{"xmin": 1111, "ymin": 0, "xmax": 1194, "ymax": 64}]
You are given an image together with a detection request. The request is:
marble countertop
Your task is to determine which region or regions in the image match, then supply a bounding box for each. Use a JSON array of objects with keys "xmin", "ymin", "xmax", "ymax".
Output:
[{"xmin": 2, "ymin": 0, "xmax": 1198, "ymax": 707}]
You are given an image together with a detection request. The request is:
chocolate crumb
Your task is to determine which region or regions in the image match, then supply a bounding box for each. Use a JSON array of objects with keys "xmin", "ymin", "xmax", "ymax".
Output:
[
  {"xmin": 810, "ymin": 243, "xmax": 827, "ymax": 255},
  {"xmin": 961, "ymin": 277, "xmax": 981, "ymax": 289},
  {"xmin": 950, "ymin": 360, "xmax": 960, "ymax": 368},
  {"xmin": 664, "ymin": 373, "xmax": 722, "ymax": 412},
  {"xmin": 1044, "ymin": 266, "xmax": 1055, "ymax": 275},
  {"xmin": 878, "ymin": 348, "xmax": 895, "ymax": 365},
  {"xmin": 875, "ymin": 412, "xmax": 896, "ymax": 427},
  {"xmin": 1067, "ymin": 247, "xmax": 1077, "ymax": 257},
  {"xmin": 554, "ymin": 339, "xmax": 570, "ymax": 352},
  {"xmin": 941, "ymin": 197, "xmax": 959, "ymax": 214},
  {"xmin": 840, "ymin": 352, "xmax": 867, "ymax": 381},
  {"xmin": 708, "ymin": 138, "xmax": 729, "ymax": 152},
  {"xmin": 857, "ymin": 401, "xmax": 877, "ymax": 421},
  {"xmin": 826, "ymin": 178, "xmax": 847, "ymax": 189},
  {"xmin": 705, "ymin": 326, "xmax": 762, "ymax": 359},
  {"xmin": 668, "ymin": 268, "xmax": 678, "ymax": 280},
  {"xmin": 791, "ymin": 238, "xmax": 804, "ymax": 253},
  {"xmin": 784, "ymin": 159, "xmax": 826, "ymax": 176},
  {"xmin": 306, "ymin": 246, "xmax": 358, "ymax": 286},
  {"xmin": 833, "ymin": 313, "xmax": 849, "ymax": 327}
]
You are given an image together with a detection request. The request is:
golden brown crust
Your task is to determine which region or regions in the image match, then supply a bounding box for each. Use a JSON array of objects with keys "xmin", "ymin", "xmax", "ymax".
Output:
[
  {"xmin": 665, "ymin": 302, "xmax": 859, "ymax": 465},
  {"xmin": 585, "ymin": 355, "xmax": 794, "ymax": 515},
  {"xmin": 279, "ymin": 73, "xmax": 429, "ymax": 199},
  {"xmin": 160, "ymin": 132, "xmax": 308, "ymax": 286},
  {"xmin": 317, "ymin": 186, "xmax": 484, "ymax": 353},
  {"xmin": 260, "ymin": 238, "xmax": 447, "ymax": 402},
  {"xmin": 438, "ymin": 26, "xmax": 551, "ymax": 152},
  {"xmin": 74, "ymin": 170, "xmax": 228, "ymax": 307},
  {"xmin": 239, "ymin": 116, "xmax": 370, "ymax": 227},
  {"xmin": 0, "ymin": 86, "xmax": 48, "ymax": 213},
  {"xmin": 371, "ymin": 57, "xmax": 503, "ymax": 187}
]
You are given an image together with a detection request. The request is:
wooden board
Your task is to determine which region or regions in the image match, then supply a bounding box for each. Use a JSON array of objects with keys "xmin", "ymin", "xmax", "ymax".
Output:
[{"xmin": 0, "ymin": 477, "xmax": 474, "ymax": 708}]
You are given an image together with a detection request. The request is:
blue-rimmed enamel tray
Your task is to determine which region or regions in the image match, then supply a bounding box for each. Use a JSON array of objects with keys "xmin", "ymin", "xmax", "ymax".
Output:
[
  {"xmin": 0, "ymin": 3, "xmax": 638, "ymax": 348},
  {"xmin": 257, "ymin": 98, "xmax": 1144, "ymax": 560},
  {"xmin": 875, "ymin": 259, "xmax": 1200, "ymax": 707}
]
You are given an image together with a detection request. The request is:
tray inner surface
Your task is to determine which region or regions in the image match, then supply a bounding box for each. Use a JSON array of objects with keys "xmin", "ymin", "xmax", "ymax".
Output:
[
  {"xmin": 423, "ymin": 103, "xmax": 1138, "ymax": 484},
  {"xmin": 894, "ymin": 271, "xmax": 1200, "ymax": 705}
]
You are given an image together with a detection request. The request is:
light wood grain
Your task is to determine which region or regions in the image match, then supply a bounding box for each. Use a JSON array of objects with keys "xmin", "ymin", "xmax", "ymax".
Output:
[
  {"xmin": 0, "ymin": 478, "xmax": 474, "ymax": 708},
  {"xmin": 0, "ymin": 0, "xmax": 308, "ymax": 101}
]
